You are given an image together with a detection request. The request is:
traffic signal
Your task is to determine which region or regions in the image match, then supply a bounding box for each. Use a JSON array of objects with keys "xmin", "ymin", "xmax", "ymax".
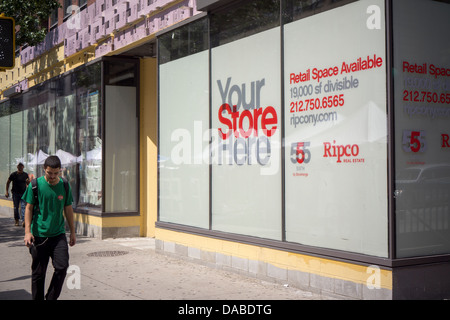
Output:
[{"xmin": 0, "ymin": 15, "xmax": 15, "ymax": 69}]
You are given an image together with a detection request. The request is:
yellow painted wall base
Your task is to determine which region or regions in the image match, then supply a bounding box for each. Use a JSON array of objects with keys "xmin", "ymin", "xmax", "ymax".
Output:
[
  {"xmin": 72, "ymin": 212, "xmax": 141, "ymax": 239},
  {"xmin": 0, "ymin": 199, "xmax": 13, "ymax": 208},
  {"xmin": 155, "ymin": 227, "xmax": 393, "ymax": 299},
  {"xmin": 73, "ymin": 212, "xmax": 140, "ymax": 228}
]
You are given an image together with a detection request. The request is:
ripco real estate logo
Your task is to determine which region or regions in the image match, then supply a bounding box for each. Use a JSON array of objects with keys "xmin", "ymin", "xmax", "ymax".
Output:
[{"xmin": 323, "ymin": 140, "xmax": 365, "ymax": 163}]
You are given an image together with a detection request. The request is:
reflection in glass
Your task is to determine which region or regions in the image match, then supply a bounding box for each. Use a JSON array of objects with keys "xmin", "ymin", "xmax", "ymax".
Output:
[
  {"xmin": 210, "ymin": 0, "xmax": 280, "ymax": 48},
  {"xmin": 0, "ymin": 102, "xmax": 11, "ymax": 187},
  {"xmin": 10, "ymin": 111, "xmax": 23, "ymax": 170},
  {"xmin": 105, "ymin": 85, "xmax": 137, "ymax": 212},
  {"xmin": 0, "ymin": 61, "xmax": 104, "ymax": 214},
  {"xmin": 78, "ymin": 90, "xmax": 102, "ymax": 211},
  {"xmin": 393, "ymin": 0, "xmax": 450, "ymax": 257},
  {"xmin": 56, "ymin": 92, "xmax": 78, "ymax": 207},
  {"xmin": 282, "ymin": 0, "xmax": 357, "ymax": 24},
  {"xmin": 23, "ymin": 104, "xmax": 37, "ymax": 180},
  {"xmin": 159, "ymin": 18, "xmax": 208, "ymax": 64},
  {"xmin": 75, "ymin": 63, "xmax": 102, "ymax": 212}
]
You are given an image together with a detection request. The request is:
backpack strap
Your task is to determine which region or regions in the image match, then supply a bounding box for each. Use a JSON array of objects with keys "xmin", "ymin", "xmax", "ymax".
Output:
[
  {"xmin": 61, "ymin": 177, "xmax": 70, "ymax": 202},
  {"xmin": 31, "ymin": 179, "xmax": 39, "ymax": 214}
]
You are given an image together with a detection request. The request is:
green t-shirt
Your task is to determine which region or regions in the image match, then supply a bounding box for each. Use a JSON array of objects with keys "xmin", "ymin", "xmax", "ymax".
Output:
[{"xmin": 22, "ymin": 176, "xmax": 73, "ymax": 237}]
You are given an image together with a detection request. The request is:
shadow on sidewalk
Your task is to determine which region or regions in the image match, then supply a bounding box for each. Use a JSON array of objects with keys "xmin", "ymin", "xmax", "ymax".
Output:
[
  {"xmin": 0, "ymin": 289, "xmax": 31, "ymax": 300},
  {"xmin": 0, "ymin": 217, "xmax": 24, "ymax": 244}
]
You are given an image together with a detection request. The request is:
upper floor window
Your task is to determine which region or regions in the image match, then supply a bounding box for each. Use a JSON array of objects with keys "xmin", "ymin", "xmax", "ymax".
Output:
[{"xmin": 64, "ymin": 0, "xmax": 73, "ymax": 19}]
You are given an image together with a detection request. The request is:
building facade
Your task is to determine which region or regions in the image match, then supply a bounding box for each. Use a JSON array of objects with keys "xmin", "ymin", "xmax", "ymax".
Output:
[{"xmin": 1, "ymin": 0, "xmax": 450, "ymax": 299}]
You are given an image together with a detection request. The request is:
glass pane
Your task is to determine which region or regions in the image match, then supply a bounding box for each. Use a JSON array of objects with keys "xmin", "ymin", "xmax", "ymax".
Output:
[
  {"xmin": 210, "ymin": 0, "xmax": 282, "ymax": 240},
  {"xmin": 210, "ymin": 0, "xmax": 280, "ymax": 47},
  {"xmin": 158, "ymin": 19, "xmax": 210, "ymax": 228},
  {"xmin": 36, "ymin": 83, "xmax": 56, "ymax": 176},
  {"xmin": 282, "ymin": 0, "xmax": 357, "ymax": 24},
  {"xmin": 105, "ymin": 61, "xmax": 137, "ymax": 86},
  {"xmin": 393, "ymin": 0, "xmax": 450, "ymax": 257},
  {"xmin": 78, "ymin": 90, "xmax": 102, "ymax": 210},
  {"xmin": 283, "ymin": 0, "xmax": 388, "ymax": 257},
  {"xmin": 104, "ymin": 85, "xmax": 138, "ymax": 212},
  {"xmin": 23, "ymin": 91, "xmax": 38, "ymax": 180},
  {"xmin": 158, "ymin": 18, "xmax": 208, "ymax": 64},
  {"xmin": 0, "ymin": 102, "xmax": 11, "ymax": 188},
  {"xmin": 103, "ymin": 48, "xmax": 139, "ymax": 213},
  {"xmin": 159, "ymin": 50, "xmax": 210, "ymax": 228},
  {"xmin": 10, "ymin": 111, "xmax": 23, "ymax": 169},
  {"xmin": 77, "ymin": 63, "xmax": 102, "ymax": 212},
  {"xmin": 10, "ymin": 96, "xmax": 24, "ymax": 171},
  {"xmin": 56, "ymin": 76, "xmax": 78, "ymax": 207}
]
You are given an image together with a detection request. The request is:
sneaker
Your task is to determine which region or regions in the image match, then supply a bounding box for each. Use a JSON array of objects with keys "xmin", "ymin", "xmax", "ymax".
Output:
[{"xmin": 15, "ymin": 219, "xmax": 19, "ymax": 226}]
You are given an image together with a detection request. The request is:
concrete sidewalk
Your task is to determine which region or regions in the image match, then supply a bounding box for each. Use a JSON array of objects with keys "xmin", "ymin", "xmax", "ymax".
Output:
[{"xmin": 0, "ymin": 213, "xmax": 333, "ymax": 301}]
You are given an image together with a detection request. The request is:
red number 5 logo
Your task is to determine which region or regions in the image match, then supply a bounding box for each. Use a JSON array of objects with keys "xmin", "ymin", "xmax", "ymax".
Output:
[{"xmin": 291, "ymin": 142, "xmax": 311, "ymax": 164}]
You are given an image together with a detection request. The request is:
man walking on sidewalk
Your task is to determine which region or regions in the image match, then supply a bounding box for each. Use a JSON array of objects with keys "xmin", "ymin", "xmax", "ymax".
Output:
[
  {"xmin": 23, "ymin": 155, "xmax": 76, "ymax": 300},
  {"xmin": 5, "ymin": 162, "xmax": 29, "ymax": 226}
]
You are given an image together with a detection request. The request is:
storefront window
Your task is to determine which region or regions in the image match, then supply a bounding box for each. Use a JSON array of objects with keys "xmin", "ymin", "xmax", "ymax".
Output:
[
  {"xmin": 159, "ymin": 18, "xmax": 208, "ymax": 64},
  {"xmin": 282, "ymin": 0, "xmax": 357, "ymax": 23},
  {"xmin": 24, "ymin": 90, "xmax": 39, "ymax": 180},
  {"xmin": 283, "ymin": 0, "xmax": 388, "ymax": 257},
  {"xmin": 23, "ymin": 92, "xmax": 37, "ymax": 180},
  {"xmin": 210, "ymin": 0, "xmax": 282, "ymax": 240},
  {"xmin": 158, "ymin": 18, "xmax": 210, "ymax": 228},
  {"xmin": 56, "ymin": 75, "xmax": 78, "ymax": 208},
  {"xmin": 0, "ymin": 59, "xmax": 138, "ymax": 217},
  {"xmin": 35, "ymin": 83, "xmax": 56, "ymax": 175},
  {"xmin": 10, "ymin": 96, "xmax": 24, "ymax": 172},
  {"xmin": 158, "ymin": 0, "xmax": 389, "ymax": 255},
  {"xmin": 393, "ymin": 0, "xmax": 450, "ymax": 257},
  {"xmin": 0, "ymin": 102, "xmax": 11, "ymax": 187},
  {"xmin": 104, "ymin": 60, "xmax": 139, "ymax": 213},
  {"xmin": 76, "ymin": 63, "xmax": 102, "ymax": 212},
  {"xmin": 210, "ymin": 0, "xmax": 280, "ymax": 47}
]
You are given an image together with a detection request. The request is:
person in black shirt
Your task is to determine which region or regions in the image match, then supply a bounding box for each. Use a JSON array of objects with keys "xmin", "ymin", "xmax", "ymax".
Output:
[{"xmin": 5, "ymin": 162, "xmax": 30, "ymax": 226}]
